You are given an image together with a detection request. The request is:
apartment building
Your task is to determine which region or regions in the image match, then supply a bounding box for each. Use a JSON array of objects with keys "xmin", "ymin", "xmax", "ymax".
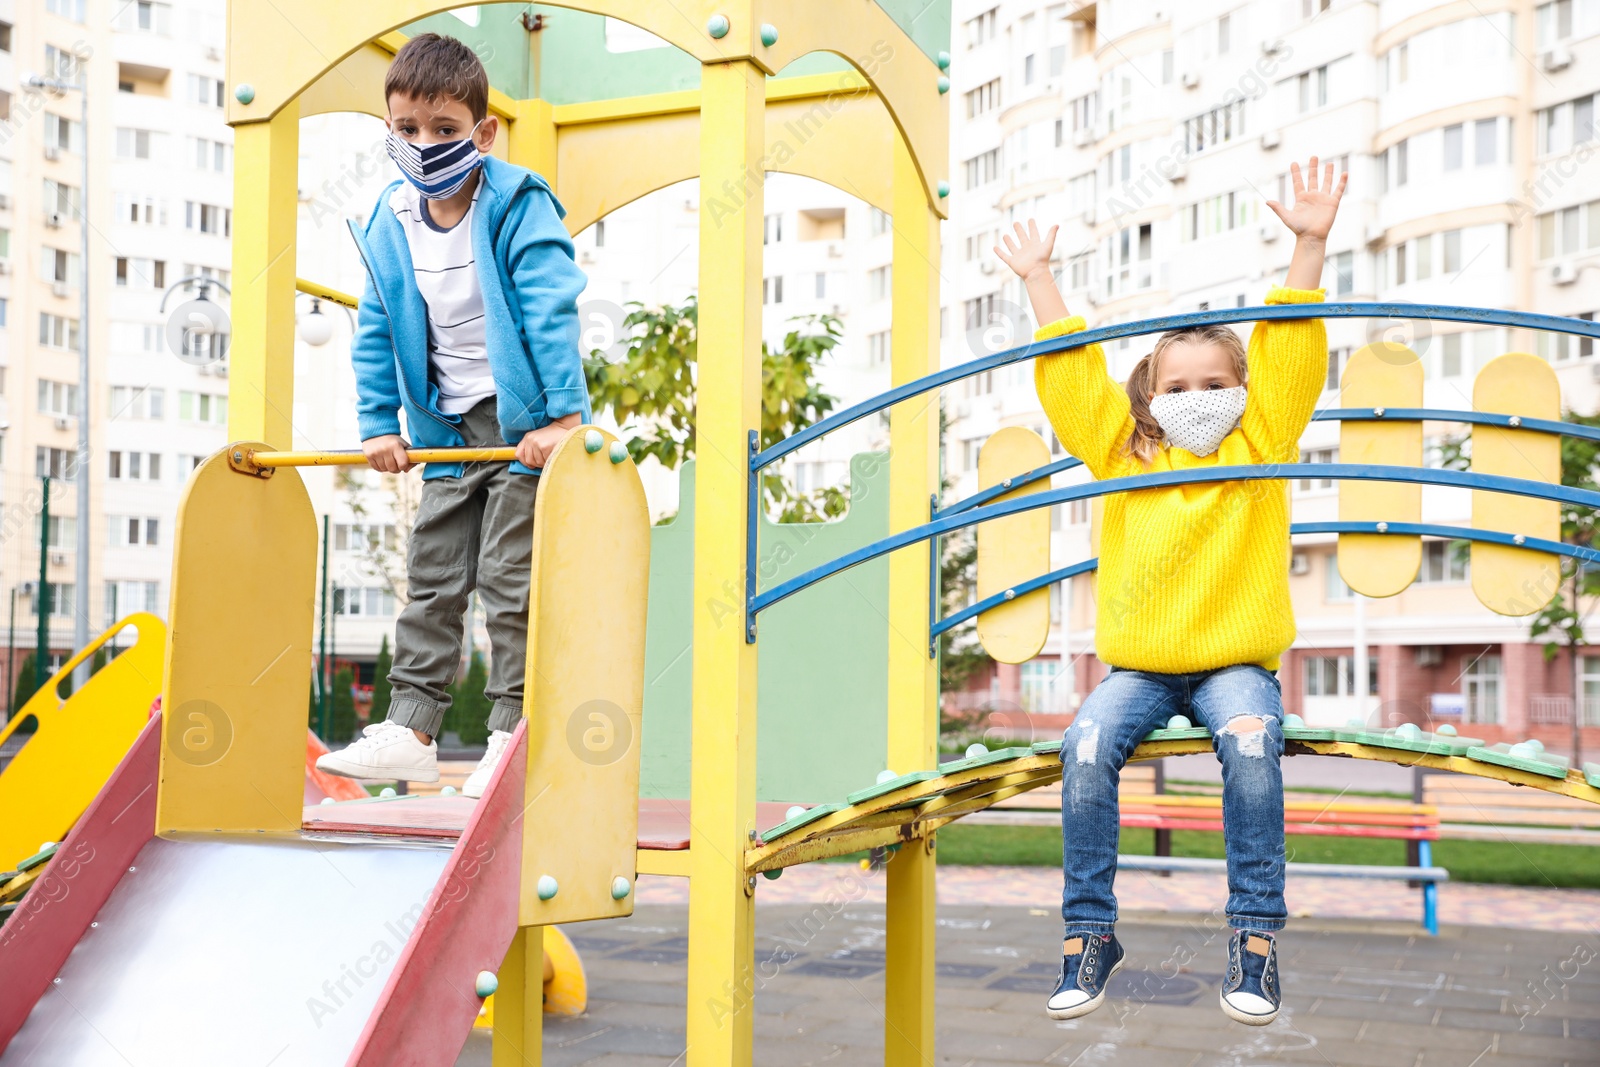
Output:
[
  {"xmin": 0, "ymin": 0, "xmax": 233, "ymax": 698},
  {"xmin": 945, "ymin": 0, "xmax": 1600, "ymax": 749}
]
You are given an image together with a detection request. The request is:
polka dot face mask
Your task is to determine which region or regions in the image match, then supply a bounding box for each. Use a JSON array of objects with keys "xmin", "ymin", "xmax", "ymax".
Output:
[{"xmin": 1147, "ymin": 386, "xmax": 1247, "ymax": 457}]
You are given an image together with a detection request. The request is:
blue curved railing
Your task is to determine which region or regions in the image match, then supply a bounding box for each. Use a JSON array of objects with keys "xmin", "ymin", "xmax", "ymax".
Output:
[
  {"xmin": 743, "ymin": 303, "xmax": 1600, "ymax": 645},
  {"xmin": 929, "ymin": 522, "xmax": 1600, "ymax": 643}
]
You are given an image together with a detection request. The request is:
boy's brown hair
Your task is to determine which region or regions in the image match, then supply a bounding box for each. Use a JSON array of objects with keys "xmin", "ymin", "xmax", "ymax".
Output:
[{"xmin": 384, "ymin": 33, "xmax": 488, "ymax": 124}]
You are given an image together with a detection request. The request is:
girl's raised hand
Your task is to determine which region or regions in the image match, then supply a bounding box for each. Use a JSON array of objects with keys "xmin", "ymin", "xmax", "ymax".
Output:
[
  {"xmin": 994, "ymin": 219, "xmax": 1059, "ymax": 281},
  {"xmin": 1265, "ymin": 156, "xmax": 1347, "ymax": 243}
]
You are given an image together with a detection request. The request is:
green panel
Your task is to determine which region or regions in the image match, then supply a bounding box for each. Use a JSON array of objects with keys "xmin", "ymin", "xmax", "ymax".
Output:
[
  {"xmin": 404, "ymin": 3, "xmax": 949, "ymax": 107},
  {"xmin": 402, "ymin": 5, "xmax": 535, "ymax": 101},
  {"xmin": 638, "ymin": 453, "xmax": 892, "ymax": 804}
]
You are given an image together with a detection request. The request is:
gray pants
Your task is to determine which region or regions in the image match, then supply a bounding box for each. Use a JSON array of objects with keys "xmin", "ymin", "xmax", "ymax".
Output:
[{"xmin": 386, "ymin": 398, "xmax": 535, "ymax": 739}]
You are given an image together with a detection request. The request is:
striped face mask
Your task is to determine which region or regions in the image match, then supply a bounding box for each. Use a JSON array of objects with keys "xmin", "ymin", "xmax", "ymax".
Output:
[{"xmin": 385, "ymin": 122, "xmax": 484, "ymax": 200}]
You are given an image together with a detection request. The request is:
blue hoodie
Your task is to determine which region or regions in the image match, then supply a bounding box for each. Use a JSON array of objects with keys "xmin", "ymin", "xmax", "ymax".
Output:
[{"xmin": 347, "ymin": 154, "xmax": 590, "ymax": 479}]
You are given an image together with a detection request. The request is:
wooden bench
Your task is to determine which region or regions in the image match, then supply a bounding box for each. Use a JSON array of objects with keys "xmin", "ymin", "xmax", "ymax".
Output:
[
  {"xmin": 976, "ymin": 774, "xmax": 1449, "ymax": 934},
  {"xmin": 1420, "ymin": 771, "xmax": 1600, "ymax": 845}
]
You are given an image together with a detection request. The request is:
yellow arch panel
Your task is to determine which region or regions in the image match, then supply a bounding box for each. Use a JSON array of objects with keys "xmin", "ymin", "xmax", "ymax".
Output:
[
  {"xmin": 1471, "ymin": 353, "xmax": 1561, "ymax": 616},
  {"xmin": 227, "ymin": 2, "xmax": 947, "ymax": 212},
  {"xmin": 976, "ymin": 428, "xmax": 1052, "ymax": 665},
  {"xmin": 553, "ymin": 77, "xmax": 894, "ymax": 235},
  {"xmin": 157, "ymin": 448, "xmax": 318, "ymax": 835},
  {"xmin": 519, "ymin": 427, "xmax": 651, "ymax": 925},
  {"xmin": 1338, "ymin": 343, "xmax": 1423, "ymax": 597}
]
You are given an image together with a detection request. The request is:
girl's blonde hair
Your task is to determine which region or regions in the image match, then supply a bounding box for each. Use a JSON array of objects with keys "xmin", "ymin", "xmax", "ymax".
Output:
[{"xmin": 1123, "ymin": 325, "xmax": 1250, "ymax": 465}]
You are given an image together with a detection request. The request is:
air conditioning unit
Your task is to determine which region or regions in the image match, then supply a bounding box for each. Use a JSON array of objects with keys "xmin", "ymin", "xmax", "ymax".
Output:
[
  {"xmin": 1414, "ymin": 645, "xmax": 1443, "ymax": 667},
  {"xmin": 1168, "ymin": 162, "xmax": 1188, "ymax": 182},
  {"xmin": 1362, "ymin": 222, "xmax": 1385, "ymax": 247},
  {"xmin": 1260, "ymin": 129, "xmax": 1282, "ymax": 150},
  {"xmin": 206, "ymin": 45, "xmax": 223, "ymax": 61},
  {"xmin": 45, "ymin": 213, "xmax": 63, "ymax": 229},
  {"xmin": 1072, "ymin": 128, "xmax": 1093, "ymax": 148},
  {"xmin": 0, "ymin": 260, "xmax": 10, "ymax": 275},
  {"xmin": 214, "ymin": 361, "xmax": 229, "ymax": 378},
  {"xmin": 44, "ymin": 145, "xmax": 61, "ymax": 162},
  {"xmin": 1181, "ymin": 69, "xmax": 1201, "ymax": 89},
  {"xmin": 49, "ymin": 552, "xmax": 67, "ymax": 567},
  {"xmin": 1541, "ymin": 47, "xmax": 1573, "ymax": 73},
  {"xmin": 578, "ymin": 249, "xmax": 596, "ymax": 265},
  {"xmin": 827, "ymin": 241, "xmax": 845, "ymax": 258},
  {"xmin": 1552, "ymin": 262, "xmax": 1579, "ymax": 285},
  {"xmin": 19, "ymin": 582, "xmax": 35, "ymax": 597},
  {"xmin": 1259, "ymin": 223, "xmax": 1279, "ymax": 243},
  {"xmin": 1290, "ymin": 553, "xmax": 1310, "ymax": 576},
  {"xmin": 1084, "ymin": 289, "xmax": 1102, "ymax": 307},
  {"xmin": 53, "ymin": 416, "xmax": 70, "ymax": 430},
  {"xmin": 1081, "ymin": 207, "xmax": 1097, "ymax": 226},
  {"xmin": 52, "ymin": 281, "xmax": 70, "ymax": 298},
  {"xmin": 1261, "ymin": 39, "xmax": 1284, "ymax": 57},
  {"xmin": 979, "ymin": 260, "xmax": 996, "ymax": 274},
  {"xmin": 0, "ymin": 194, "xmax": 10, "ymax": 211}
]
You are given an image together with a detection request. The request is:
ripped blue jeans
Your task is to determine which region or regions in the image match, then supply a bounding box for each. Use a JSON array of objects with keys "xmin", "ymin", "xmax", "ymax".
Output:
[{"xmin": 1060, "ymin": 664, "xmax": 1287, "ymax": 935}]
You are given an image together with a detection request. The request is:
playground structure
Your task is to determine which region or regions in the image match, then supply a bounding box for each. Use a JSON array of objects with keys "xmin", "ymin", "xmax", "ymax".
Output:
[{"xmin": 2, "ymin": 3, "xmax": 1600, "ymax": 1066}]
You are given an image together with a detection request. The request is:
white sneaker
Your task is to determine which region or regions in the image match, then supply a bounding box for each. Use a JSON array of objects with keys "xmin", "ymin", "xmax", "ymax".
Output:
[
  {"xmin": 462, "ymin": 730, "xmax": 514, "ymax": 799},
  {"xmin": 315, "ymin": 721, "xmax": 439, "ymax": 783}
]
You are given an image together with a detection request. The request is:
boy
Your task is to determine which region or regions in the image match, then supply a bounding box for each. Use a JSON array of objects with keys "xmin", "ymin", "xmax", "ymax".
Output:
[{"xmin": 316, "ymin": 34, "xmax": 588, "ymax": 799}]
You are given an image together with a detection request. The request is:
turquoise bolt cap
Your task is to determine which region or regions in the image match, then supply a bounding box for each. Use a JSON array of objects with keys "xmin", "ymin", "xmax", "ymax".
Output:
[
  {"xmin": 1436, "ymin": 723, "xmax": 1458, "ymax": 736},
  {"xmin": 441, "ymin": 785, "xmax": 458, "ymax": 796},
  {"xmin": 785, "ymin": 804, "xmax": 806, "ymax": 821},
  {"xmin": 475, "ymin": 970, "xmax": 498, "ymax": 998},
  {"xmin": 763, "ymin": 868, "xmax": 782, "ymax": 880},
  {"xmin": 707, "ymin": 14, "xmax": 730, "ymax": 38},
  {"xmin": 611, "ymin": 876, "xmax": 632, "ymax": 900},
  {"xmin": 759, "ymin": 23, "xmax": 778, "ymax": 46},
  {"xmin": 537, "ymin": 875, "xmax": 559, "ymax": 900},
  {"xmin": 964, "ymin": 743, "xmax": 988, "ymax": 758},
  {"xmin": 609, "ymin": 441, "xmax": 628, "ymax": 464},
  {"xmin": 1282, "ymin": 713, "xmax": 1305, "ymax": 728},
  {"xmin": 937, "ymin": 75, "xmax": 950, "ymax": 94},
  {"xmin": 937, "ymin": 50, "xmax": 951, "ymax": 70},
  {"xmin": 234, "ymin": 83, "xmax": 255, "ymax": 105},
  {"xmin": 584, "ymin": 429, "xmax": 604, "ymax": 454},
  {"xmin": 1166, "ymin": 715, "xmax": 1190, "ymax": 730},
  {"xmin": 379, "ymin": 787, "xmax": 396, "ymax": 798},
  {"xmin": 876, "ymin": 769, "xmax": 898, "ymax": 784},
  {"xmin": 937, "ymin": 180, "xmax": 950, "ymax": 198}
]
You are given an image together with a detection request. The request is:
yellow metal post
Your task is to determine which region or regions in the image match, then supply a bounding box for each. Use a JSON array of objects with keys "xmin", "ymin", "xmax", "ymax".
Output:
[
  {"xmin": 883, "ymin": 132, "xmax": 940, "ymax": 1067},
  {"xmin": 491, "ymin": 925, "xmax": 545, "ymax": 1066},
  {"xmin": 685, "ymin": 58, "xmax": 765, "ymax": 1067},
  {"xmin": 228, "ymin": 102, "xmax": 300, "ymax": 447},
  {"xmin": 507, "ymin": 98, "xmax": 558, "ymax": 182}
]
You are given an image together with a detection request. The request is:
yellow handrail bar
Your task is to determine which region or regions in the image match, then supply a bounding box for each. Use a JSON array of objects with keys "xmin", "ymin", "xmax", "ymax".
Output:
[
  {"xmin": 295, "ymin": 277, "xmax": 359, "ymax": 309},
  {"xmin": 243, "ymin": 447, "xmax": 518, "ymax": 469}
]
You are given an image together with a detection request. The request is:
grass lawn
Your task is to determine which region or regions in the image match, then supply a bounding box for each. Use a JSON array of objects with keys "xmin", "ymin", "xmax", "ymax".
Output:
[{"xmin": 929, "ymin": 824, "xmax": 1600, "ymax": 889}]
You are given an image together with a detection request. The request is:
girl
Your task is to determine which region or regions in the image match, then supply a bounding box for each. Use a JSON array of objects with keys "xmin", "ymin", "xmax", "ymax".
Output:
[{"xmin": 993, "ymin": 157, "xmax": 1347, "ymax": 1026}]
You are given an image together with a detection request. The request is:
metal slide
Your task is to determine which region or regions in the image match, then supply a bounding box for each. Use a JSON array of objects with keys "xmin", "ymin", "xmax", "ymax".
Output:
[{"xmin": 0, "ymin": 719, "xmax": 531, "ymax": 1066}]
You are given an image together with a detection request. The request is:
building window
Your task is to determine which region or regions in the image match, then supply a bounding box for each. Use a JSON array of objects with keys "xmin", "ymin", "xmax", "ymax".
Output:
[
  {"xmin": 115, "ymin": 127, "xmax": 160, "ymax": 160},
  {"xmin": 1579, "ymin": 653, "xmax": 1600, "ymax": 725},
  {"xmin": 32, "ymin": 583, "xmax": 75, "ymax": 619},
  {"xmin": 37, "ymin": 313, "xmax": 79, "ymax": 350},
  {"xmin": 36, "ymin": 446, "xmax": 76, "ymax": 482},
  {"xmin": 332, "ymin": 586, "xmax": 398, "ymax": 617},
  {"xmin": 1537, "ymin": 197, "xmax": 1600, "ymax": 259},
  {"xmin": 963, "ymin": 148, "xmax": 1001, "ymax": 189},
  {"xmin": 105, "ymin": 580, "xmax": 160, "ymax": 625},
  {"xmin": 184, "ymin": 202, "xmax": 231, "ymax": 236},
  {"xmin": 1020, "ymin": 659, "xmax": 1059, "ymax": 713},
  {"xmin": 334, "ymin": 523, "xmax": 398, "ymax": 552},
  {"xmin": 1182, "ymin": 100, "xmax": 1246, "ymax": 155},
  {"xmin": 108, "ymin": 516, "xmax": 160, "ymax": 547},
  {"xmin": 868, "ymin": 266, "xmax": 892, "ymax": 302},
  {"xmin": 1538, "ymin": 93, "xmax": 1598, "ymax": 155},
  {"xmin": 34, "ymin": 514, "xmax": 75, "ymax": 548},
  {"xmin": 763, "ymin": 213, "xmax": 782, "ymax": 245},
  {"xmin": 37, "ymin": 379, "xmax": 78, "ymax": 418},
  {"xmin": 762, "ymin": 275, "xmax": 783, "ymax": 305},
  {"xmin": 965, "ymin": 7, "xmax": 998, "ymax": 49},
  {"xmin": 1305, "ymin": 654, "xmax": 1377, "ymax": 697},
  {"xmin": 1103, "ymin": 223, "xmax": 1153, "ymax": 299},
  {"xmin": 867, "ymin": 330, "xmax": 891, "ymax": 366},
  {"xmin": 965, "ymin": 79, "xmax": 1001, "ymax": 119},
  {"xmin": 111, "ymin": 385, "xmax": 165, "ymax": 420},
  {"xmin": 1417, "ymin": 540, "xmax": 1470, "ymax": 583},
  {"xmin": 177, "ymin": 391, "xmax": 228, "ymax": 425},
  {"xmin": 107, "ymin": 451, "xmax": 162, "ymax": 482},
  {"xmin": 190, "ymin": 137, "xmax": 231, "ymax": 172},
  {"xmin": 1325, "ymin": 555, "xmax": 1353, "ymax": 601},
  {"xmin": 1297, "ymin": 448, "xmax": 1338, "ymax": 491},
  {"xmin": 1463, "ymin": 653, "xmax": 1502, "ymax": 724},
  {"xmin": 188, "ymin": 74, "xmax": 224, "ymax": 107}
]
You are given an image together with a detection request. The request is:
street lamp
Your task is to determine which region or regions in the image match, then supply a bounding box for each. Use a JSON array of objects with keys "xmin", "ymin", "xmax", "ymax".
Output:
[
  {"xmin": 158, "ymin": 276, "xmax": 232, "ymax": 364},
  {"xmin": 295, "ymin": 294, "xmax": 354, "ymax": 347},
  {"xmin": 24, "ymin": 68, "xmax": 91, "ymax": 687}
]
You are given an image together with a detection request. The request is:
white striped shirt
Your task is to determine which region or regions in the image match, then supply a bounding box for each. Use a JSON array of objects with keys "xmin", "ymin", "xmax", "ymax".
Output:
[{"xmin": 389, "ymin": 182, "xmax": 496, "ymax": 415}]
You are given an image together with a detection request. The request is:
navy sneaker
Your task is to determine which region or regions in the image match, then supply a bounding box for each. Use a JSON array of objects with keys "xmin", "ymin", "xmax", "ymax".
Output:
[
  {"xmin": 1221, "ymin": 929, "xmax": 1280, "ymax": 1025},
  {"xmin": 1046, "ymin": 931, "xmax": 1124, "ymax": 1019}
]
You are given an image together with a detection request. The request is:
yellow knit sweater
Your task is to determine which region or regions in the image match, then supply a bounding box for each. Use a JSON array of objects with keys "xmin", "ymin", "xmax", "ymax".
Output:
[{"xmin": 1034, "ymin": 286, "xmax": 1327, "ymax": 674}]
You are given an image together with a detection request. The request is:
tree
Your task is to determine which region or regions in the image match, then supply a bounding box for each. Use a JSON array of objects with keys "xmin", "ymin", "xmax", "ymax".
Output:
[
  {"xmin": 328, "ymin": 666, "xmax": 358, "ymax": 744},
  {"xmin": 1526, "ymin": 411, "xmax": 1600, "ymax": 765},
  {"xmin": 584, "ymin": 298, "xmax": 847, "ymax": 521},
  {"xmin": 12, "ymin": 652, "xmax": 39, "ymax": 716},
  {"xmin": 444, "ymin": 651, "xmax": 491, "ymax": 747},
  {"xmin": 370, "ymin": 634, "xmax": 393, "ymax": 725}
]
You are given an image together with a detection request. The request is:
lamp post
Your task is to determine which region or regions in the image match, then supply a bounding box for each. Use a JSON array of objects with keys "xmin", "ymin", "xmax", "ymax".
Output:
[{"xmin": 24, "ymin": 69, "xmax": 90, "ymax": 688}]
